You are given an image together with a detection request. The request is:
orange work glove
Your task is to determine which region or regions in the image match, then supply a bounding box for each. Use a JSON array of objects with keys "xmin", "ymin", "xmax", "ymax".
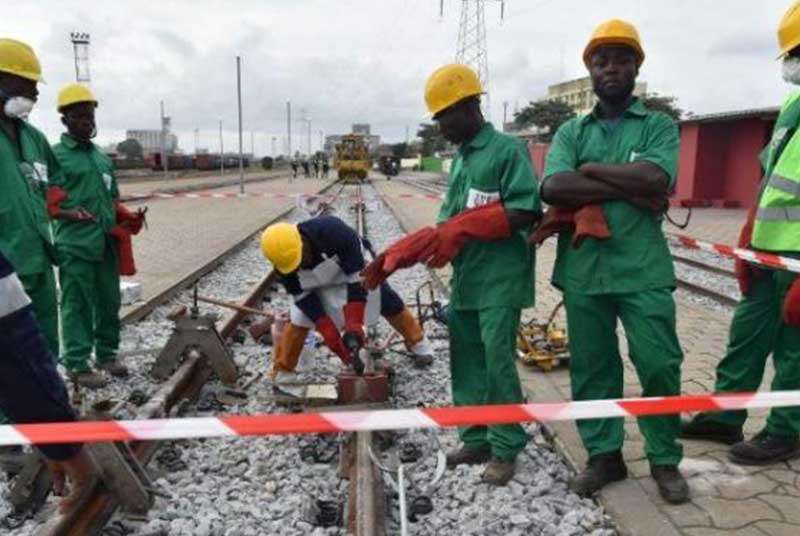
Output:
[
  {"xmin": 426, "ymin": 201, "xmax": 511, "ymax": 268},
  {"xmin": 784, "ymin": 278, "xmax": 800, "ymax": 326},
  {"xmin": 735, "ymin": 206, "xmax": 763, "ymax": 296},
  {"xmin": 528, "ymin": 207, "xmax": 575, "ymax": 245},
  {"xmin": 361, "ymin": 227, "xmax": 439, "ymax": 290},
  {"xmin": 115, "ymin": 203, "xmax": 146, "ymax": 235},
  {"xmin": 572, "ymin": 205, "xmax": 611, "ymax": 248},
  {"xmin": 109, "ymin": 225, "xmax": 136, "ymax": 276}
]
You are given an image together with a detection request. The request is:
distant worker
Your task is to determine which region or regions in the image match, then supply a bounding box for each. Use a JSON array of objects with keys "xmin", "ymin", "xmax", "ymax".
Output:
[
  {"xmin": 363, "ymin": 64, "xmax": 541, "ymax": 486},
  {"xmin": 49, "ymin": 84, "xmax": 145, "ymax": 388},
  {"xmin": 313, "ymin": 159, "xmax": 320, "ymax": 178},
  {"xmin": 539, "ymin": 20, "xmax": 687, "ymax": 503},
  {"xmin": 322, "ymin": 159, "xmax": 330, "ymax": 179},
  {"xmin": 260, "ymin": 217, "xmax": 434, "ymax": 396},
  {"xmin": 0, "ymin": 39, "xmax": 61, "ymax": 357},
  {"xmin": 291, "ymin": 159, "xmax": 299, "ymax": 179},
  {"xmin": 0, "ymin": 251, "xmax": 98, "ymax": 513},
  {"xmin": 682, "ymin": 2, "xmax": 800, "ymax": 466},
  {"xmin": 302, "ymin": 159, "xmax": 310, "ymax": 178}
]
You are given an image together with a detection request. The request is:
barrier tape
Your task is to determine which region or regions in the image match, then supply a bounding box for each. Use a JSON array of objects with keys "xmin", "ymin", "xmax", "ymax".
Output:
[
  {"xmin": 668, "ymin": 233, "xmax": 800, "ymax": 275},
  {"xmin": 2, "ymin": 390, "xmax": 799, "ymax": 447},
  {"xmin": 123, "ymin": 192, "xmax": 445, "ymax": 201}
]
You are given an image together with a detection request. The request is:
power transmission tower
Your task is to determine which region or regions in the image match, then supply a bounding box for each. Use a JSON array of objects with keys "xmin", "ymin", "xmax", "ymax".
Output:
[
  {"xmin": 444, "ymin": 1, "xmax": 504, "ymax": 121},
  {"xmin": 70, "ymin": 32, "xmax": 91, "ymax": 85}
]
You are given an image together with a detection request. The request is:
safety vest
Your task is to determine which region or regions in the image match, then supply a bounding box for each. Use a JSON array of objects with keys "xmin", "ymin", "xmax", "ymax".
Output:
[{"xmin": 752, "ymin": 92, "xmax": 800, "ymax": 252}]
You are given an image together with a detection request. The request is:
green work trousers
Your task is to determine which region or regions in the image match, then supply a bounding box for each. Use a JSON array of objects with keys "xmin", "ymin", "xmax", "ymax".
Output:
[
  {"xmin": 696, "ymin": 270, "xmax": 800, "ymax": 438},
  {"xmin": 18, "ymin": 269, "xmax": 59, "ymax": 357},
  {"xmin": 564, "ymin": 289, "xmax": 684, "ymax": 466},
  {"xmin": 448, "ymin": 306, "xmax": 527, "ymax": 460},
  {"xmin": 59, "ymin": 246, "xmax": 120, "ymax": 373}
]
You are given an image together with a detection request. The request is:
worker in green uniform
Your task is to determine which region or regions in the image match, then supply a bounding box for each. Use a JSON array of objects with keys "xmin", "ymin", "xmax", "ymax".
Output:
[
  {"xmin": 681, "ymin": 1, "xmax": 800, "ymax": 465},
  {"xmin": 540, "ymin": 20, "xmax": 688, "ymax": 503},
  {"xmin": 49, "ymin": 84, "xmax": 143, "ymax": 388},
  {"xmin": 363, "ymin": 64, "xmax": 541, "ymax": 486},
  {"xmin": 0, "ymin": 39, "xmax": 61, "ymax": 357}
]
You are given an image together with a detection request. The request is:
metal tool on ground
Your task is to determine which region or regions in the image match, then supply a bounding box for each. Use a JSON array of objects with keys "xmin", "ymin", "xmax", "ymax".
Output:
[
  {"xmin": 517, "ymin": 301, "xmax": 569, "ymax": 371},
  {"xmin": 152, "ymin": 286, "xmax": 238, "ymax": 386},
  {"xmin": 196, "ymin": 294, "xmax": 273, "ymax": 318}
]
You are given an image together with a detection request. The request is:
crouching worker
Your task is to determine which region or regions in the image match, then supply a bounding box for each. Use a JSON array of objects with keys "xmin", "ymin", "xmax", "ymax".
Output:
[
  {"xmin": 260, "ymin": 216, "xmax": 434, "ymax": 395},
  {"xmin": 0, "ymin": 251, "xmax": 98, "ymax": 513}
]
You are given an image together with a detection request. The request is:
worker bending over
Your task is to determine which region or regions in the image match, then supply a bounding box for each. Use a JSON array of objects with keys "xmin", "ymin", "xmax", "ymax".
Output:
[
  {"xmin": 363, "ymin": 64, "xmax": 541, "ymax": 486},
  {"xmin": 682, "ymin": 1, "xmax": 800, "ymax": 465},
  {"xmin": 540, "ymin": 20, "xmax": 687, "ymax": 503},
  {"xmin": 49, "ymin": 84, "xmax": 145, "ymax": 388},
  {"xmin": 260, "ymin": 216, "xmax": 434, "ymax": 395}
]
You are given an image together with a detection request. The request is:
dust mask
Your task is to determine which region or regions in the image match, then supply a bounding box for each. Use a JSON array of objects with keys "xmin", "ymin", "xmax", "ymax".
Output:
[
  {"xmin": 0, "ymin": 89, "xmax": 36, "ymax": 120},
  {"xmin": 782, "ymin": 57, "xmax": 800, "ymax": 85}
]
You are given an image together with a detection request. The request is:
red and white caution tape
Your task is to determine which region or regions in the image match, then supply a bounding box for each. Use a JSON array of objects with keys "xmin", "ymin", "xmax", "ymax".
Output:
[
  {"xmin": 2, "ymin": 390, "xmax": 799, "ymax": 447},
  {"xmin": 123, "ymin": 192, "xmax": 444, "ymax": 201},
  {"xmin": 669, "ymin": 233, "xmax": 800, "ymax": 274}
]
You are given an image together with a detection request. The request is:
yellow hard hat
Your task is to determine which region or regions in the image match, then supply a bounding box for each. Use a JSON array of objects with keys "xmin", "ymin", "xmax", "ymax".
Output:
[
  {"xmin": 57, "ymin": 83, "xmax": 97, "ymax": 112},
  {"xmin": 260, "ymin": 222, "xmax": 302, "ymax": 274},
  {"xmin": 778, "ymin": 1, "xmax": 800, "ymax": 58},
  {"xmin": 583, "ymin": 19, "xmax": 645, "ymax": 68},
  {"xmin": 424, "ymin": 64, "xmax": 483, "ymax": 117},
  {"xmin": 0, "ymin": 38, "xmax": 43, "ymax": 82}
]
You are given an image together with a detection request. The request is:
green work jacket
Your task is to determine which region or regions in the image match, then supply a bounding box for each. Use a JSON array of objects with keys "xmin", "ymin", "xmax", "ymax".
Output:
[
  {"xmin": 544, "ymin": 98, "xmax": 679, "ymax": 295},
  {"xmin": 0, "ymin": 119, "xmax": 60, "ymax": 275},
  {"xmin": 51, "ymin": 134, "xmax": 119, "ymax": 262},
  {"xmin": 437, "ymin": 122, "xmax": 541, "ymax": 310}
]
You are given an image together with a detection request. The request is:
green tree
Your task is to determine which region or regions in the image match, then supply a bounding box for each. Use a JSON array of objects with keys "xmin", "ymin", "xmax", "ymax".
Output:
[
  {"xmin": 640, "ymin": 93, "xmax": 684, "ymax": 121},
  {"xmin": 116, "ymin": 138, "xmax": 143, "ymax": 160},
  {"xmin": 417, "ymin": 123, "xmax": 448, "ymax": 157},
  {"xmin": 513, "ymin": 100, "xmax": 576, "ymax": 142}
]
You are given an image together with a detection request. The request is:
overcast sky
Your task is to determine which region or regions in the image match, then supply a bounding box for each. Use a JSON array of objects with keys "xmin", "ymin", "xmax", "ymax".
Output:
[{"xmin": 2, "ymin": 0, "xmax": 795, "ymax": 155}]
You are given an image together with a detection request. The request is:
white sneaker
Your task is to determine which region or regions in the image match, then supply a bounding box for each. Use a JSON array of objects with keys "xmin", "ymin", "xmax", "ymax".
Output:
[
  {"xmin": 274, "ymin": 371, "xmax": 304, "ymax": 398},
  {"xmin": 409, "ymin": 337, "xmax": 434, "ymax": 368}
]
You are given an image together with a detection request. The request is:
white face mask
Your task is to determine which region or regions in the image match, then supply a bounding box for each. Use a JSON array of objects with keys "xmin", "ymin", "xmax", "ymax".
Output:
[
  {"xmin": 3, "ymin": 96, "xmax": 35, "ymax": 120},
  {"xmin": 782, "ymin": 57, "xmax": 800, "ymax": 85}
]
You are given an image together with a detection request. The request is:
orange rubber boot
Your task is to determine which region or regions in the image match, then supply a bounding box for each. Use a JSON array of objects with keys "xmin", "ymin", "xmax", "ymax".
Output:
[
  {"xmin": 270, "ymin": 323, "xmax": 310, "ymax": 378},
  {"xmin": 385, "ymin": 307, "xmax": 424, "ymax": 348}
]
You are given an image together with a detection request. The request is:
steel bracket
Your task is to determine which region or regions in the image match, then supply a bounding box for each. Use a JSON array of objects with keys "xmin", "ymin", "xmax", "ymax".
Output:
[
  {"xmin": 152, "ymin": 314, "xmax": 238, "ymax": 385},
  {"xmin": 86, "ymin": 441, "xmax": 154, "ymax": 520}
]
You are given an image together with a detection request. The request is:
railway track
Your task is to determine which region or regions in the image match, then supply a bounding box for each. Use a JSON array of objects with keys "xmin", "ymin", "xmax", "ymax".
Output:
[
  {"xmin": 395, "ymin": 172, "xmax": 741, "ymax": 309},
  {"xmin": 8, "ymin": 180, "xmax": 341, "ymax": 535}
]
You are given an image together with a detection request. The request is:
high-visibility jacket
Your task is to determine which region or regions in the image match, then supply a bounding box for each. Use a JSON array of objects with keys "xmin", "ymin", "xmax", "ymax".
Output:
[{"xmin": 752, "ymin": 92, "xmax": 800, "ymax": 252}]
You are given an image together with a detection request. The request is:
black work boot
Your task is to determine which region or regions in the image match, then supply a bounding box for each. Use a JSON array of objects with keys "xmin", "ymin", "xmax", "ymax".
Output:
[
  {"xmin": 482, "ymin": 457, "xmax": 515, "ymax": 486},
  {"xmin": 680, "ymin": 415, "xmax": 743, "ymax": 445},
  {"xmin": 729, "ymin": 431, "xmax": 800, "ymax": 466},
  {"xmin": 651, "ymin": 465, "xmax": 690, "ymax": 504},
  {"xmin": 446, "ymin": 445, "xmax": 491, "ymax": 468},
  {"xmin": 569, "ymin": 451, "xmax": 628, "ymax": 497}
]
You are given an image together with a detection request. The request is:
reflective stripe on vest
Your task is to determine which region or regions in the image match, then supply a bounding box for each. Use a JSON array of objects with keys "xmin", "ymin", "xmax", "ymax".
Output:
[
  {"xmin": 0, "ymin": 272, "xmax": 32, "ymax": 319},
  {"xmin": 757, "ymin": 206, "xmax": 800, "ymax": 221},
  {"xmin": 765, "ymin": 173, "xmax": 800, "ymax": 197}
]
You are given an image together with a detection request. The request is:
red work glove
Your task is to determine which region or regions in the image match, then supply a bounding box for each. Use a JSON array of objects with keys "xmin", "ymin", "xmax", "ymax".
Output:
[
  {"xmin": 572, "ymin": 205, "xmax": 611, "ymax": 248},
  {"xmin": 110, "ymin": 225, "xmax": 137, "ymax": 276},
  {"xmin": 315, "ymin": 315, "xmax": 350, "ymax": 364},
  {"xmin": 343, "ymin": 301, "xmax": 366, "ymax": 346},
  {"xmin": 115, "ymin": 203, "xmax": 146, "ymax": 235},
  {"xmin": 361, "ymin": 227, "xmax": 439, "ymax": 290},
  {"xmin": 46, "ymin": 187, "xmax": 68, "ymax": 218},
  {"xmin": 784, "ymin": 278, "xmax": 800, "ymax": 326},
  {"xmin": 734, "ymin": 206, "xmax": 763, "ymax": 296},
  {"xmin": 529, "ymin": 207, "xmax": 574, "ymax": 245},
  {"xmin": 427, "ymin": 201, "xmax": 512, "ymax": 268}
]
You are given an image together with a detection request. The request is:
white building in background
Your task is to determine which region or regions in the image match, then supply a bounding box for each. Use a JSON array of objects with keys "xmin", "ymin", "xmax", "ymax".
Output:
[
  {"xmin": 546, "ymin": 76, "xmax": 647, "ymax": 116},
  {"xmin": 125, "ymin": 129, "xmax": 179, "ymax": 154}
]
